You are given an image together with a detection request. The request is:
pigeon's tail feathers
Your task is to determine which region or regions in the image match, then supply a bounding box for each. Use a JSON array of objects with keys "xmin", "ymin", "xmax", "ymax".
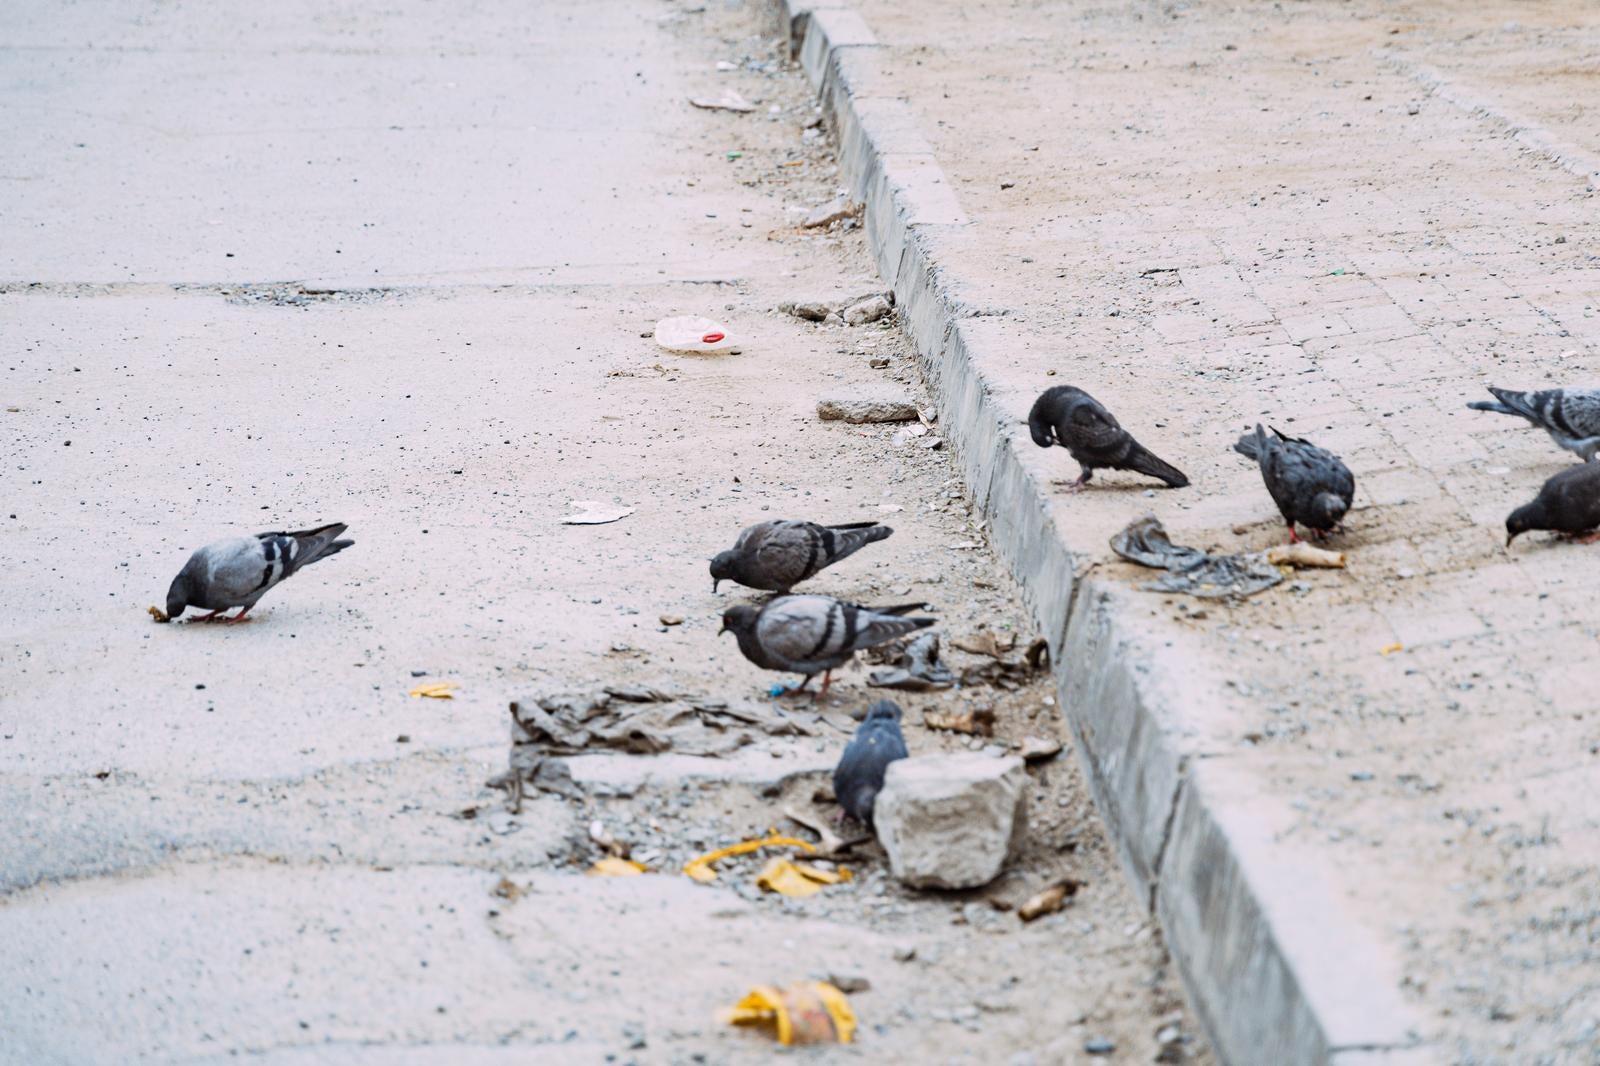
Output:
[
  {"xmin": 1233, "ymin": 423, "xmax": 1268, "ymax": 461},
  {"xmin": 1480, "ymin": 387, "xmax": 1542, "ymax": 424},
  {"xmin": 1125, "ymin": 442, "xmax": 1190, "ymax": 488},
  {"xmin": 873, "ymin": 601, "xmax": 935, "ymax": 617},
  {"xmin": 843, "ymin": 782, "xmax": 881, "ymax": 826},
  {"xmin": 826, "ymin": 520, "xmax": 891, "ymax": 533},
  {"xmin": 284, "ymin": 523, "xmax": 352, "ymax": 569},
  {"xmin": 822, "ymin": 522, "xmax": 893, "ymax": 568}
]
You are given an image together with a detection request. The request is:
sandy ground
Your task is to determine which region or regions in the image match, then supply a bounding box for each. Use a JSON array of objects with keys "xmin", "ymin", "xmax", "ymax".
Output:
[
  {"xmin": 0, "ymin": 1, "xmax": 1208, "ymax": 1062},
  {"xmin": 841, "ymin": 0, "xmax": 1600, "ymax": 1061}
]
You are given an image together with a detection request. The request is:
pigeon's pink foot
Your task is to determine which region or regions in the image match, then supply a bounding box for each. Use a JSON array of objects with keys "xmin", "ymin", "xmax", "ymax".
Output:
[
  {"xmin": 1287, "ymin": 525, "xmax": 1301, "ymax": 544},
  {"xmin": 1579, "ymin": 530, "xmax": 1600, "ymax": 545},
  {"xmin": 816, "ymin": 671, "xmax": 834, "ymax": 701},
  {"xmin": 196, "ymin": 610, "xmax": 229, "ymax": 623},
  {"xmin": 219, "ymin": 609, "xmax": 252, "ymax": 625}
]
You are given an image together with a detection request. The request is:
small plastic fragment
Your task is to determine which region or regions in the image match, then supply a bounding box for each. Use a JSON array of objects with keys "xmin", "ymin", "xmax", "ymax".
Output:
[
  {"xmin": 722, "ymin": 981, "xmax": 856, "ymax": 1045},
  {"xmin": 408, "ymin": 682, "xmax": 458, "ymax": 699},
  {"xmin": 754, "ymin": 857, "xmax": 852, "ymax": 897},
  {"xmin": 587, "ymin": 857, "xmax": 648, "ymax": 877},
  {"xmin": 654, "ymin": 315, "xmax": 737, "ymax": 354}
]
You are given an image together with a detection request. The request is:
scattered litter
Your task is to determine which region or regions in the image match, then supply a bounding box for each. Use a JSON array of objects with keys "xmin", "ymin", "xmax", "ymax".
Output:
[
  {"xmin": 491, "ymin": 877, "xmax": 525, "ymax": 902},
  {"xmin": 653, "ymin": 315, "xmax": 738, "ymax": 355},
  {"xmin": 754, "ymin": 856, "xmax": 853, "ymax": 897},
  {"xmin": 954, "ymin": 636, "xmax": 1050, "ymax": 690},
  {"xmin": 562, "ymin": 500, "xmax": 636, "ymax": 525},
  {"xmin": 1267, "ymin": 542, "xmax": 1346, "ymax": 568},
  {"xmin": 923, "ymin": 706, "xmax": 996, "ymax": 736},
  {"xmin": 588, "ymin": 857, "xmax": 648, "ymax": 877},
  {"xmin": 1085, "ymin": 1035, "xmax": 1117, "ymax": 1056},
  {"xmin": 827, "ymin": 974, "xmax": 871, "ymax": 994},
  {"xmin": 1380, "ymin": 642, "xmax": 1404, "ymax": 656},
  {"xmin": 868, "ymin": 631, "xmax": 954, "ymax": 691},
  {"xmin": 779, "ymin": 300, "xmax": 833, "ymax": 322},
  {"xmin": 892, "ymin": 423, "xmax": 930, "ymax": 446},
  {"xmin": 506, "ymin": 686, "xmax": 807, "ymax": 758},
  {"xmin": 689, "ymin": 89, "xmax": 755, "ymax": 112},
  {"xmin": 1111, "ymin": 515, "xmax": 1283, "ymax": 599},
  {"xmin": 147, "ymin": 605, "xmax": 170, "ymax": 623},
  {"xmin": 723, "ymin": 981, "xmax": 856, "ymax": 1046},
  {"xmin": 1018, "ymin": 878, "xmax": 1083, "ymax": 922},
  {"xmin": 408, "ymin": 681, "xmax": 458, "ymax": 699},
  {"xmin": 684, "ymin": 833, "xmax": 815, "ymax": 884},
  {"xmin": 589, "ymin": 819, "xmax": 625, "ymax": 856},
  {"xmin": 1019, "ymin": 736, "xmax": 1062, "ymax": 763},
  {"xmin": 783, "ymin": 804, "xmax": 866, "ymax": 857}
]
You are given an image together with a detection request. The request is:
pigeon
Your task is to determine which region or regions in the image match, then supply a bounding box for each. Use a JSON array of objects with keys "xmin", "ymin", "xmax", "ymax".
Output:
[
  {"xmin": 832, "ymin": 700, "xmax": 909, "ymax": 828},
  {"xmin": 1234, "ymin": 425, "xmax": 1354, "ymax": 542},
  {"xmin": 710, "ymin": 519, "xmax": 893, "ymax": 593},
  {"xmin": 165, "ymin": 523, "xmax": 353, "ymax": 623},
  {"xmin": 1028, "ymin": 385, "xmax": 1188, "ymax": 490},
  {"xmin": 1505, "ymin": 463, "xmax": 1600, "ymax": 547},
  {"xmin": 719, "ymin": 594, "xmax": 935, "ymax": 698},
  {"xmin": 1467, "ymin": 386, "xmax": 1600, "ymax": 462}
]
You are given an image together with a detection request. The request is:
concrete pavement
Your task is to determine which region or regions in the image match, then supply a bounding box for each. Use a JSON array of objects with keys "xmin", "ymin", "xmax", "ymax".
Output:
[{"xmin": 1, "ymin": 1, "xmax": 1210, "ymax": 1063}]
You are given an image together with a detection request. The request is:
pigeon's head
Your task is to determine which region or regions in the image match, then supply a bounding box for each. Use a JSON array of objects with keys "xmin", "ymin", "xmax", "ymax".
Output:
[
  {"xmin": 708, "ymin": 551, "xmax": 739, "ymax": 593},
  {"xmin": 164, "ymin": 573, "xmax": 191, "ymax": 621},
  {"xmin": 718, "ymin": 604, "xmax": 759, "ymax": 637},
  {"xmin": 1307, "ymin": 492, "xmax": 1349, "ymax": 532},
  {"xmin": 863, "ymin": 699, "xmax": 903, "ymax": 723},
  {"xmin": 1505, "ymin": 504, "xmax": 1538, "ymax": 547}
]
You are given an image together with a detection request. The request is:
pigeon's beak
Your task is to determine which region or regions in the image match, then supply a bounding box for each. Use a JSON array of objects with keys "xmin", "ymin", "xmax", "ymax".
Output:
[
  {"xmin": 1506, "ymin": 532, "xmax": 1518, "ymax": 548},
  {"xmin": 712, "ymin": 578, "xmax": 721, "ymax": 594},
  {"xmin": 717, "ymin": 622, "xmax": 729, "ymax": 636}
]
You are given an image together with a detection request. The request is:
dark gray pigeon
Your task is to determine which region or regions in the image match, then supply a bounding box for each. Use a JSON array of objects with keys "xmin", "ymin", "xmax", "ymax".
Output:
[
  {"xmin": 710, "ymin": 519, "xmax": 893, "ymax": 593},
  {"xmin": 1028, "ymin": 385, "xmax": 1188, "ymax": 490},
  {"xmin": 832, "ymin": 700, "xmax": 908, "ymax": 828},
  {"xmin": 719, "ymin": 594, "xmax": 934, "ymax": 698},
  {"xmin": 1506, "ymin": 463, "xmax": 1600, "ymax": 547},
  {"xmin": 1234, "ymin": 424, "xmax": 1354, "ymax": 542},
  {"xmin": 165, "ymin": 523, "xmax": 353, "ymax": 623},
  {"xmin": 1467, "ymin": 386, "xmax": 1600, "ymax": 462}
]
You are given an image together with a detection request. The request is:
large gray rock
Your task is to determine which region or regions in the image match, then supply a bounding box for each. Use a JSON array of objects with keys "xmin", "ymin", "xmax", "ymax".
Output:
[
  {"xmin": 874, "ymin": 753, "xmax": 1028, "ymax": 889},
  {"xmin": 816, "ymin": 387, "xmax": 920, "ymax": 424}
]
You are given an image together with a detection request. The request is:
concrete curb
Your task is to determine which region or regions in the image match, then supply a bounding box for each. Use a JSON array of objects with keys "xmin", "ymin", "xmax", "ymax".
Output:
[{"xmin": 779, "ymin": 4, "xmax": 1435, "ymax": 1063}]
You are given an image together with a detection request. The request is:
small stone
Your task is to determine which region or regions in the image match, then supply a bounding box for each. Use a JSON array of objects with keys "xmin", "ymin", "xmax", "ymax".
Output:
[
  {"xmin": 659, "ymin": 614, "xmax": 683, "ymax": 626},
  {"xmin": 1084, "ymin": 1036, "xmax": 1116, "ymax": 1055},
  {"xmin": 842, "ymin": 294, "xmax": 892, "ymax": 325},
  {"xmin": 1019, "ymin": 736, "xmax": 1062, "ymax": 762},
  {"xmin": 780, "ymin": 300, "xmax": 833, "ymax": 322},
  {"xmin": 892, "ymin": 944, "xmax": 917, "ymax": 962},
  {"xmin": 874, "ymin": 753, "xmax": 1028, "ymax": 889},
  {"xmin": 868, "ymin": 355, "xmax": 890, "ymax": 369},
  {"xmin": 817, "ymin": 387, "xmax": 921, "ymax": 424},
  {"xmin": 801, "ymin": 196, "xmax": 857, "ymax": 228}
]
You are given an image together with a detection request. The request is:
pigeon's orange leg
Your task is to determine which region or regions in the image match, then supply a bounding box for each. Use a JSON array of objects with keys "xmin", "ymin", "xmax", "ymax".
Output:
[
  {"xmin": 219, "ymin": 607, "xmax": 252, "ymax": 625},
  {"xmin": 778, "ymin": 674, "xmax": 814, "ymax": 698},
  {"xmin": 817, "ymin": 670, "xmax": 834, "ymax": 700},
  {"xmin": 196, "ymin": 610, "xmax": 229, "ymax": 623},
  {"xmin": 1287, "ymin": 523, "xmax": 1301, "ymax": 544},
  {"xmin": 1060, "ymin": 466, "xmax": 1093, "ymax": 494},
  {"xmin": 1579, "ymin": 530, "xmax": 1600, "ymax": 545}
]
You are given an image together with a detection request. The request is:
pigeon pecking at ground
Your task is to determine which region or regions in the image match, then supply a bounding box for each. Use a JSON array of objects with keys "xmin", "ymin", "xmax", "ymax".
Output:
[
  {"xmin": 719, "ymin": 594, "xmax": 935, "ymax": 698},
  {"xmin": 165, "ymin": 523, "xmax": 353, "ymax": 623},
  {"xmin": 1505, "ymin": 463, "xmax": 1600, "ymax": 547},
  {"xmin": 1467, "ymin": 386, "xmax": 1600, "ymax": 463},
  {"xmin": 832, "ymin": 699, "xmax": 909, "ymax": 829},
  {"xmin": 709, "ymin": 519, "xmax": 893, "ymax": 593},
  {"xmin": 1234, "ymin": 424, "xmax": 1355, "ymax": 543},
  {"xmin": 1028, "ymin": 385, "xmax": 1189, "ymax": 490}
]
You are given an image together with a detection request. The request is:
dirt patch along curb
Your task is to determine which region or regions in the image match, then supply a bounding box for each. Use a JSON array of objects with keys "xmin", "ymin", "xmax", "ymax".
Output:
[{"xmin": 778, "ymin": 4, "xmax": 1435, "ymax": 1063}]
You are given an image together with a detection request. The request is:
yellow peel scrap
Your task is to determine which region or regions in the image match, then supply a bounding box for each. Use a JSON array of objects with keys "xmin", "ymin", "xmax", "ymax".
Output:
[
  {"xmin": 683, "ymin": 834, "xmax": 815, "ymax": 884},
  {"xmin": 723, "ymin": 981, "xmax": 856, "ymax": 1045},
  {"xmin": 587, "ymin": 857, "xmax": 648, "ymax": 877},
  {"xmin": 754, "ymin": 857, "xmax": 853, "ymax": 898},
  {"xmin": 147, "ymin": 605, "xmax": 171, "ymax": 623},
  {"xmin": 1379, "ymin": 643, "xmax": 1404, "ymax": 656},
  {"xmin": 408, "ymin": 682, "xmax": 458, "ymax": 699}
]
